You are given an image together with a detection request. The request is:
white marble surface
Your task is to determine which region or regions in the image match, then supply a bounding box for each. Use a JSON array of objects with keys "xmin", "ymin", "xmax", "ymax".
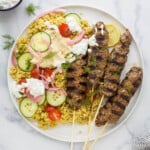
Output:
[{"xmin": 0, "ymin": 0, "xmax": 149, "ymax": 150}]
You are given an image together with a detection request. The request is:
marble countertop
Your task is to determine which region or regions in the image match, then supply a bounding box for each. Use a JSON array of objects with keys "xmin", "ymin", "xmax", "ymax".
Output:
[{"xmin": 0, "ymin": 0, "xmax": 149, "ymax": 150}]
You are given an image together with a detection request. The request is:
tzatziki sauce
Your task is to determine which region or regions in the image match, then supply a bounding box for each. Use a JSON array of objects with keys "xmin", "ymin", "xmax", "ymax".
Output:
[
  {"xmin": 11, "ymin": 78, "xmax": 45, "ymax": 98},
  {"xmin": 65, "ymin": 16, "xmax": 82, "ymax": 32},
  {"xmin": 0, "ymin": 0, "xmax": 20, "ymax": 9},
  {"xmin": 71, "ymin": 39, "xmax": 89, "ymax": 55}
]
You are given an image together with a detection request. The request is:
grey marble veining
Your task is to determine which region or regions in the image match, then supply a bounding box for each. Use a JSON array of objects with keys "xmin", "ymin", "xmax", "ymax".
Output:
[{"xmin": 0, "ymin": 0, "xmax": 149, "ymax": 150}]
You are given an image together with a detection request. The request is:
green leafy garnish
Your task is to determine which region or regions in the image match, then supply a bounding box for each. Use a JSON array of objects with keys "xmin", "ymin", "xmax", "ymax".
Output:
[
  {"xmin": 61, "ymin": 61, "xmax": 71, "ymax": 70},
  {"xmin": 92, "ymin": 56, "xmax": 97, "ymax": 67},
  {"xmin": 83, "ymin": 66, "xmax": 91, "ymax": 73},
  {"xmin": 88, "ymin": 90, "xmax": 97, "ymax": 98},
  {"xmin": 118, "ymin": 66, "xmax": 123, "ymax": 71},
  {"xmin": 44, "ymin": 52, "xmax": 57, "ymax": 59},
  {"xmin": 83, "ymin": 99, "xmax": 91, "ymax": 107},
  {"xmin": 93, "ymin": 46, "xmax": 100, "ymax": 51},
  {"xmin": 83, "ymin": 90, "xmax": 97, "ymax": 107},
  {"xmin": 112, "ymin": 71, "xmax": 118, "ymax": 76},
  {"xmin": 2, "ymin": 34, "xmax": 15, "ymax": 50},
  {"xmin": 126, "ymin": 86, "xmax": 132, "ymax": 94},
  {"xmin": 26, "ymin": 3, "xmax": 40, "ymax": 16}
]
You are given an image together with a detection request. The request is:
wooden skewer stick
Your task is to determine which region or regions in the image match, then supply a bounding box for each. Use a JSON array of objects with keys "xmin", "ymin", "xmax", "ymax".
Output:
[
  {"xmin": 89, "ymin": 122, "xmax": 108, "ymax": 150},
  {"xmin": 70, "ymin": 110, "xmax": 76, "ymax": 150},
  {"xmin": 83, "ymin": 94, "xmax": 105, "ymax": 150},
  {"xmin": 83, "ymin": 87, "xmax": 95, "ymax": 150}
]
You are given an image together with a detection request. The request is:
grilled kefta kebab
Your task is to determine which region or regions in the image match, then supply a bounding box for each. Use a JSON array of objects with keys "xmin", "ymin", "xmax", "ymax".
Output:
[
  {"xmin": 102, "ymin": 29, "xmax": 132, "ymax": 97},
  {"xmin": 109, "ymin": 67, "xmax": 143, "ymax": 123},
  {"xmin": 66, "ymin": 55, "xmax": 87, "ymax": 110},
  {"xmin": 87, "ymin": 22, "xmax": 109, "ymax": 91},
  {"xmin": 66, "ymin": 21, "xmax": 109, "ymax": 110},
  {"xmin": 96, "ymin": 67, "xmax": 143, "ymax": 126},
  {"xmin": 95, "ymin": 29, "xmax": 132, "ymax": 125}
]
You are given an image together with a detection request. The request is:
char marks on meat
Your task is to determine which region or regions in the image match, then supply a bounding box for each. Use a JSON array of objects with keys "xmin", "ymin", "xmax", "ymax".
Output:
[
  {"xmin": 96, "ymin": 67, "xmax": 143, "ymax": 126},
  {"xmin": 87, "ymin": 47, "xmax": 109, "ymax": 90},
  {"xmin": 95, "ymin": 22, "xmax": 109, "ymax": 48},
  {"xmin": 102, "ymin": 29, "xmax": 132, "ymax": 97},
  {"xmin": 66, "ymin": 55, "xmax": 87, "ymax": 110},
  {"xmin": 66, "ymin": 21, "xmax": 109, "ymax": 109},
  {"xmin": 87, "ymin": 22, "xmax": 109, "ymax": 91}
]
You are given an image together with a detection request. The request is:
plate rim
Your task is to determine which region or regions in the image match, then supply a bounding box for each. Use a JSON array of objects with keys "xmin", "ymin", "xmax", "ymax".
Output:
[{"xmin": 7, "ymin": 4, "xmax": 145, "ymax": 143}]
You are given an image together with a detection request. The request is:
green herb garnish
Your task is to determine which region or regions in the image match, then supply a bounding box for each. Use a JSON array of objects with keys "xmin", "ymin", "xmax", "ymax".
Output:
[
  {"xmin": 83, "ymin": 99, "xmax": 91, "ymax": 107},
  {"xmin": 118, "ymin": 66, "xmax": 123, "ymax": 71},
  {"xmin": 2, "ymin": 34, "xmax": 15, "ymax": 50},
  {"xmin": 112, "ymin": 71, "xmax": 118, "ymax": 76},
  {"xmin": 83, "ymin": 66, "xmax": 91, "ymax": 73},
  {"xmin": 83, "ymin": 90, "xmax": 97, "ymax": 107},
  {"xmin": 61, "ymin": 61, "xmax": 71, "ymax": 70},
  {"xmin": 88, "ymin": 90, "xmax": 97, "ymax": 98},
  {"xmin": 44, "ymin": 52, "xmax": 57, "ymax": 59},
  {"xmin": 92, "ymin": 56, "xmax": 97, "ymax": 67},
  {"xmin": 126, "ymin": 86, "xmax": 132, "ymax": 94},
  {"xmin": 93, "ymin": 46, "xmax": 100, "ymax": 51},
  {"xmin": 26, "ymin": 3, "xmax": 40, "ymax": 16}
]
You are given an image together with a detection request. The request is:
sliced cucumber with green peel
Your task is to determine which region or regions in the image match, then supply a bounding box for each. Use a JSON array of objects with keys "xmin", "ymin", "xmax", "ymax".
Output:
[
  {"xmin": 47, "ymin": 91, "xmax": 66, "ymax": 107},
  {"xmin": 18, "ymin": 52, "xmax": 34, "ymax": 72},
  {"xmin": 38, "ymin": 94, "xmax": 46, "ymax": 105},
  {"xmin": 20, "ymin": 98, "xmax": 38, "ymax": 118},
  {"xmin": 65, "ymin": 13, "xmax": 81, "ymax": 24},
  {"xmin": 30, "ymin": 32, "xmax": 51, "ymax": 52}
]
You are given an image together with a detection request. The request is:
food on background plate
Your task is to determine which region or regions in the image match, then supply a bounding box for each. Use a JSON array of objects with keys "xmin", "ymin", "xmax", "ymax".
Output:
[
  {"xmin": 0, "ymin": 0, "xmax": 21, "ymax": 10},
  {"xmin": 9, "ymin": 8, "xmax": 142, "ymax": 130}
]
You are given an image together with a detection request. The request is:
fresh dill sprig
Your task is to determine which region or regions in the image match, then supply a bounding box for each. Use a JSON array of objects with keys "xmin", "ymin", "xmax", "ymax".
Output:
[
  {"xmin": 2, "ymin": 34, "xmax": 15, "ymax": 50},
  {"xmin": 26, "ymin": 3, "xmax": 40, "ymax": 16}
]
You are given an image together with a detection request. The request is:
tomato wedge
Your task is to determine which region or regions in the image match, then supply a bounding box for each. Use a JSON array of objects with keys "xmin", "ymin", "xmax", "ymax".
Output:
[
  {"xmin": 18, "ymin": 78, "xmax": 26, "ymax": 84},
  {"xmin": 45, "ymin": 106, "xmax": 61, "ymax": 121},
  {"xmin": 30, "ymin": 67, "xmax": 40, "ymax": 78},
  {"xmin": 59, "ymin": 23, "xmax": 72, "ymax": 37},
  {"xmin": 43, "ymin": 68, "xmax": 53, "ymax": 78}
]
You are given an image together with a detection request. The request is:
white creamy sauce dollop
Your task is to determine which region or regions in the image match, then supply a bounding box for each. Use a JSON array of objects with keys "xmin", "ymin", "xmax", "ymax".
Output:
[
  {"xmin": 65, "ymin": 16, "xmax": 82, "ymax": 32},
  {"xmin": 88, "ymin": 35, "xmax": 98, "ymax": 46},
  {"xmin": 88, "ymin": 48, "xmax": 92, "ymax": 53},
  {"xmin": 11, "ymin": 78, "xmax": 45, "ymax": 98},
  {"xmin": 11, "ymin": 81, "xmax": 25, "ymax": 98},
  {"xmin": 26, "ymin": 78, "xmax": 45, "ymax": 97},
  {"xmin": 0, "ymin": 0, "xmax": 20, "ymax": 9},
  {"xmin": 71, "ymin": 39, "xmax": 88, "ymax": 55}
]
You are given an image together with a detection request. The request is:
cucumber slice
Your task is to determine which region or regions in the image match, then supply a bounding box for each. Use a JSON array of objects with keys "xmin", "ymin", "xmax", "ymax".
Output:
[
  {"xmin": 38, "ymin": 94, "xmax": 46, "ymax": 105},
  {"xmin": 47, "ymin": 91, "xmax": 66, "ymax": 107},
  {"xmin": 18, "ymin": 52, "xmax": 34, "ymax": 72},
  {"xmin": 20, "ymin": 98, "xmax": 38, "ymax": 118},
  {"xmin": 65, "ymin": 13, "xmax": 81, "ymax": 24},
  {"xmin": 30, "ymin": 32, "xmax": 51, "ymax": 52}
]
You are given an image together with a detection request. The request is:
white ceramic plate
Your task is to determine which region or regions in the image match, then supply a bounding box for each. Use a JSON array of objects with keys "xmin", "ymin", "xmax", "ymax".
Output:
[{"xmin": 7, "ymin": 5, "xmax": 144, "ymax": 142}]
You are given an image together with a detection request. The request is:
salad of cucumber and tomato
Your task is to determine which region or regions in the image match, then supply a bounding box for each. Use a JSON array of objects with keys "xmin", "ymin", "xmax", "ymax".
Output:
[{"xmin": 13, "ymin": 12, "xmax": 83, "ymax": 122}]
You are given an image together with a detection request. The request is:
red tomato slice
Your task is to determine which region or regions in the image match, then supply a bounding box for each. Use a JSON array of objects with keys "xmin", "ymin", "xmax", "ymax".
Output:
[
  {"xmin": 45, "ymin": 106, "xmax": 61, "ymax": 121},
  {"xmin": 43, "ymin": 68, "xmax": 52, "ymax": 78},
  {"xmin": 59, "ymin": 23, "xmax": 72, "ymax": 37},
  {"xmin": 30, "ymin": 67, "xmax": 40, "ymax": 78},
  {"xmin": 18, "ymin": 78, "xmax": 26, "ymax": 84}
]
